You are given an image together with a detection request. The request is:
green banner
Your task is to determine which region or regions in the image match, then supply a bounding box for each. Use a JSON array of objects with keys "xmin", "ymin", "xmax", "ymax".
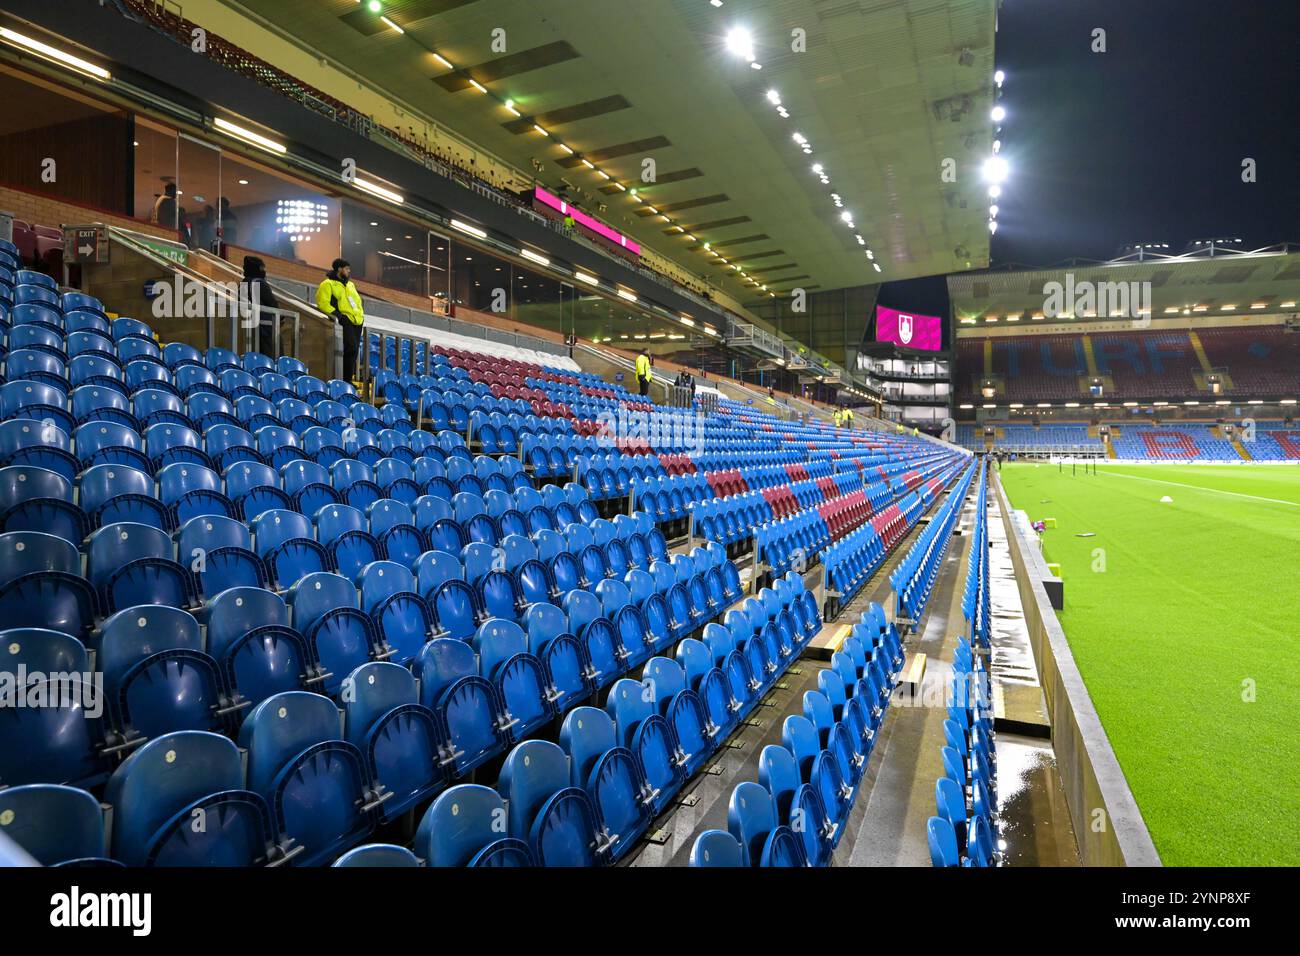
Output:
[{"xmin": 137, "ymin": 236, "xmax": 189, "ymax": 266}]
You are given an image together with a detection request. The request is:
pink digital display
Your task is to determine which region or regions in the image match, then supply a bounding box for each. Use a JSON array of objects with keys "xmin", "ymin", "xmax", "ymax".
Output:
[
  {"xmin": 532, "ymin": 186, "xmax": 641, "ymax": 256},
  {"xmin": 875, "ymin": 305, "xmax": 943, "ymax": 351}
]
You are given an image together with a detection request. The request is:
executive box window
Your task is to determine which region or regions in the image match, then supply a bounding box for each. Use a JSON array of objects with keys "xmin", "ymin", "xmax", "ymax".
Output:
[{"xmin": 0, "ymin": 65, "xmax": 133, "ymax": 217}]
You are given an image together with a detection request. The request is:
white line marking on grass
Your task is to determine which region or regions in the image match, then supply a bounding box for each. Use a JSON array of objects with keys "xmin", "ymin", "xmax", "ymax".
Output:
[{"xmin": 1099, "ymin": 470, "xmax": 1300, "ymax": 507}]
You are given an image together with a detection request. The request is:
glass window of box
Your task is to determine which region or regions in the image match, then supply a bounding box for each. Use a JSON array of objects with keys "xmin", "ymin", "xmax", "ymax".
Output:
[
  {"xmin": 0, "ymin": 65, "xmax": 134, "ymax": 219},
  {"xmin": 131, "ymin": 117, "xmax": 178, "ymax": 229},
  {"xmin": 342, "ymin": 201, "xmax": 429, "ymax": 296},
  {"xmin": 223, "ymin": 152, "xmax": 340, "ymax": 270}
]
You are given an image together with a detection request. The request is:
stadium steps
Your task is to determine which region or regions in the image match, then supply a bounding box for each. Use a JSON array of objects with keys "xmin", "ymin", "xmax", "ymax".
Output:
[
  {"xmin": 1081, "ymin": 335, "xmax": 1099, "ymax": 377},
  {"xmin": 1230, "ymin": 435, "xmax": 1253, "ymax": 460},
  {"xmin": 1106, "ymin": 442, "xmax": 1118, "ymax": 459},
  {"xmin": 1187, "ymin": 330, "xmax": 1214, "ymax": 373}
]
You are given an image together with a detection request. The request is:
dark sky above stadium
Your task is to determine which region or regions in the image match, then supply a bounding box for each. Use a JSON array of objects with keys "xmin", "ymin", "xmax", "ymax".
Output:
[{"xmin": 879, "ymin": 0, "xmax": 1300, "ymax": 326}]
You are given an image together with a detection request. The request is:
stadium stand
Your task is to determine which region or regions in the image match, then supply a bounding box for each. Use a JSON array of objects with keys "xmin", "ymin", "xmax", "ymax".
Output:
[
  {"xmin": 959, "ymin": 326, "xmax": 1300, "ymax": 404},
  {"xmin": 0, "ymin": 250, "xmax": 971, "ymax": 865}
]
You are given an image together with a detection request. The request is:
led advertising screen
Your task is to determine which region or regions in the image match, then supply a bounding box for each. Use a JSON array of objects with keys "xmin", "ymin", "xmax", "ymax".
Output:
[{"xmin": 875, "ymin": 305, "xmax": 943, "ymax": 351}]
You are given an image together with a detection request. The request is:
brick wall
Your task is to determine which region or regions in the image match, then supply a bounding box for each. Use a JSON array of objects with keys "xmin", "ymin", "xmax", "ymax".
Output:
[{"xmin": 0, "ymin": 182, "xmax": 176, "ymax": 242}]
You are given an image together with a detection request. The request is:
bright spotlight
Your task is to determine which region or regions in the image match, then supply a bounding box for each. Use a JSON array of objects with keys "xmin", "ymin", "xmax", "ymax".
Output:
[
  {"xmin": 982, "ymin": 156, "xmax": 1009, "ymax": 184},
  {"xmin": 991, "ymin": 105, "xmax": 1006, "ymax": 123},
  {"xmin": 725, "ymin": 27, "xmax": 755, "ymax": 61},
  {"xmin": 766, "ymin": 89, "xmax": 781, "ymax": 105},
  {"xmin": 988, "ymin": 219, "xmax": 998, "ymax": 234},
  {"xmin": 994, "ymin": 69, "xmax": 1005, "ymax": 87},
  {"xmin": 988, "ymin": 184, "xmax": 1002, "ymax": 199}
]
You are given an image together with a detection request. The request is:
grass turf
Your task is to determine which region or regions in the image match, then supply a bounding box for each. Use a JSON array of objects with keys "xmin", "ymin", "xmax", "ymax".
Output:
[{"xmin": 997, "ymin": 462, "xmax": 1300, "ymax": 866}]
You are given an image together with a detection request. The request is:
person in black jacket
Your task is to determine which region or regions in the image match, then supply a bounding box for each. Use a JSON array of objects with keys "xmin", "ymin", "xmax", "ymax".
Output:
[{"xmin": 242, "ymin": 255, "xmax": 281, "ymax": 356}]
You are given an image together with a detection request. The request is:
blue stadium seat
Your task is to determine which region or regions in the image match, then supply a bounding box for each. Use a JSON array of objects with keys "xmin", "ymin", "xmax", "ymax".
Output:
[
  {"xmin": 497, "ymin": 739, "xmax": 607, "ymax": 866},
  {"xmin": 414, "ymin": 638, "xmax": 509, "ymax": 775},
  {"xmin": 106, "ymin": 730, "xmax": 281, "ymax": 866},
  {"xmin": 240, "ymin": 692, "xmax": 375, "ymax": 867},
  {"xmin": 689, "ymin": 828, "xmax": 745, "ymax": 867},
  {"xmin": 332, "ymin": 844, "xmax": 420, "ymax": 867},
  {"xmin": 205, "ymin": 586, "xmax": 316, "ymax": 708},
  {"xmin": 288, "ymin": 571, "xmax": 378, "ymax": 696},
  {"xmin": 416, "ymin": 784, "xmax": 534, "ymax": 866},
  {"xmin": 727, "ymin": 781, "xmax": 807, "ymax": 867},
  {"xmin": 341, "ymin": 661, "xmax": 446, "ymax": 821},
  {"xmin": 0, "ymin": 784, "xmax": 118, "ymax": 866}
]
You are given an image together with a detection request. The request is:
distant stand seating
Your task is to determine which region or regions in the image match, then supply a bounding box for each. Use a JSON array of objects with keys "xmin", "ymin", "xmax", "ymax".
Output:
[{"xmin": 957, "ymin": 326, "xmax": 1300, "ymax": 404}]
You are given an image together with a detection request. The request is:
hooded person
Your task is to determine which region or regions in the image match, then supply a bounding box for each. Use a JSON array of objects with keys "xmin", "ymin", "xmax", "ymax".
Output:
[
  {"xmin": 242, "ymin": 255, "xmax": 281, "ymax": 356},
  {"xmin": 316, "ymin": 258, "xmax": 365, "ymax": 381}
]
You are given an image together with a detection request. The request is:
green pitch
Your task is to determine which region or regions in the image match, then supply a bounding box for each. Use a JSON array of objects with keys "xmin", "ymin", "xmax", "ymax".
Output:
[{"xmin": 998, "ymin": 462, "xmax": 1300, "ymax": 866}]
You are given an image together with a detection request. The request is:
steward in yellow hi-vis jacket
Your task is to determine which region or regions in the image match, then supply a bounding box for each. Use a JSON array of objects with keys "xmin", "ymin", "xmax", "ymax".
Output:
[
  {"xmin": 635, "ymin": 350, "xmax": 652, "ymax": 398},
  {"xmin": 316, "ymin": 258, "xmax": 364, "ymax": 381}
]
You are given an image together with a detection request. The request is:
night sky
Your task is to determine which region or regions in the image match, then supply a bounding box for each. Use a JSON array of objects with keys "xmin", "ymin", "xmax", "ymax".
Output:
[{"xmin": 877, "ymin": 0, "xmax": 1300, "ymax": 342}]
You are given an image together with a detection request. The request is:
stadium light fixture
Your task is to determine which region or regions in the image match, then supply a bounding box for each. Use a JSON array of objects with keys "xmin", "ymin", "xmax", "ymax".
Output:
[
  {"xmin": 1282, "ymin": 399, "xmax": 1298, "ymax": 405},
  {"xmin": 994, "ymin": 70, "xmax": 1005, "ymax": 87},
  {"xmin": 380, "ymin": 15, "xmax": 404, "ymax": 33},
  {"xmin": 991, "ymin": 105, "xmax": 1006, "ymax": 123},
  {"xmin": 351, "ymin": 175, "xmax": 404, "ymax": 204},
  {"xmin": 214, "ymin": 117, "xmax": 286, "ymax": 155},
  {"xmin": 617, "ymin": 289, "xmax": 637, "ymax": 302},
  {"xmin": 982, "ymin": 156, "xmax": 1010, "ymax": 184},
  {"xmin": 520, "ymin": 248, "xmax": 550, "ymax": 267},
  {"xmin": 0, "ymin": 28, "xmax": 112, "ymax": 80},
  {"xmin": 574, "ymin": 271, "xmax": 599, "ymax": 285},
  {"xmin": 450, "ymin": 219, "xmax": 487, "ymax": 239},
  {"xmin": 725, "ymin": 27, "xmax": 755, "ymax": 62}
]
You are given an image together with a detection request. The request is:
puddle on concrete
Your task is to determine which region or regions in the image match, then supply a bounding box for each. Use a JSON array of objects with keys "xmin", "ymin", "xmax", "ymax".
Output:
[{"xmin": 995, "ymin": 735, "xmax": 1080, "ymax": 866}]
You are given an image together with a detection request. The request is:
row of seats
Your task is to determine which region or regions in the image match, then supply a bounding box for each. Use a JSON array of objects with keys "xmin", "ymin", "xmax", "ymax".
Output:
[
  {"xmin": 928, "ymin": 646, "xmax": 1001, "ymax": 867},
  {"xmin": 0, "ymin": 524, "xmax": 745, "ymax": 783},
  {"xmin": 930, "ymin": 465, "xmax": 1000, "ymax": 867},
  {"xmin": 0, "ymin": 573, "xmax": 820, "ymax": 866},
  {"xmin": 962, "ymin": 463, "xmax": 991, "ymax": 650},
  {"xmin": 689, "ymin": 601, "xmax": 906, "ymax": 866},
  {"xmin": 412, "ymin": 573, "xmax": 822, "ymax": 866},
  {"xmin": 890, "ymin": 461, "xmax": 976, "ymax": 621}
]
